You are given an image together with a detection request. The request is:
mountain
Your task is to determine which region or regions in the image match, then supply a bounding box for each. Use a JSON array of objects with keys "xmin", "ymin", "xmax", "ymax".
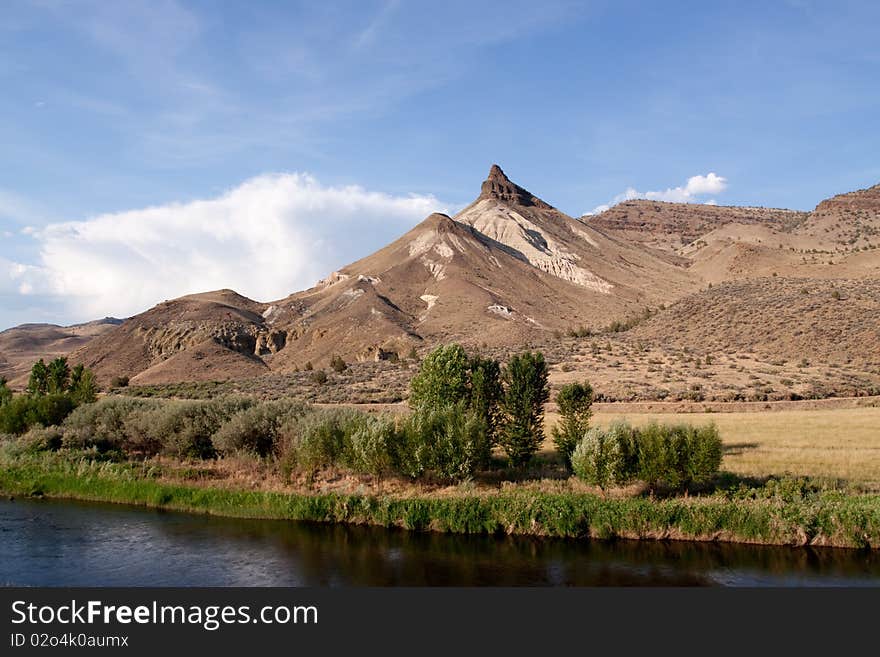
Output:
[
  {"xmin": 585, "ymin": 182, "xmax": 880, "ymax": 284},
  {"xmin": 627, "ymin": 277, "xmax": 880, "ymax": 366},
  {"xmin": 262, "ymin": 165, "xmax": 696, "ymax": 371},
  {"xmin": 584, "ymin": 200, "xmax": 809, "ymax": 255},
  {"xmin": 64, "ymin": 165, "xmax": 697, "ymax": 383},
  {"xmin": 0, "ymin": 318, "xmax": 122, "ymax": 387},
  {"xmin": 9, "ymin": 165, "xmax": 880, "ymax": 389},
  {"xmin": 67, "ymin": 290, "xmax": 269, "ymax": 385}
]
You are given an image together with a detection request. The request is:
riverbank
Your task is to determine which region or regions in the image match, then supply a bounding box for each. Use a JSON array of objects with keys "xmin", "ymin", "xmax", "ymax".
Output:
[{"xmin": 1, "ymin": 453, "xmax": 878, "ymax": 550}]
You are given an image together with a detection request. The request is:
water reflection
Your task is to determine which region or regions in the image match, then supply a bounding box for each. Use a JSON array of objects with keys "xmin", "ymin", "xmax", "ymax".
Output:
[{"xmin": 1, "ymin": 498, "xmax": 878, "ymax": 587}]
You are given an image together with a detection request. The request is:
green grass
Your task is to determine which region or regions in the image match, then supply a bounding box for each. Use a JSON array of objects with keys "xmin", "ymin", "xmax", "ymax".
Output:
[{"xmin": 2, "ymin": 451, "xmax": 879, "ymax": 549}]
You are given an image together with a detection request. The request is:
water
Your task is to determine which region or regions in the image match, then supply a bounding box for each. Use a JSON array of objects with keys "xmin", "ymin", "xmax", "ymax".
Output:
[{"xmin": 1, "ymin": 498, "xmax": 879, "ymax": 586}]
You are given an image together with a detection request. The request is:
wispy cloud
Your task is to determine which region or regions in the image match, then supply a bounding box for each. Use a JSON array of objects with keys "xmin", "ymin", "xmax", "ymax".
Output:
[
  {"xmin": 6, "ymin": 173, "xmax": 446, "ymax": 325},
  {"xmin": 353, "ymin": 0, "xmax": 400, "ymax": 49},
  {"xmin": 586, "ymin": 173, "xmax": 728, "ymax": 215}
]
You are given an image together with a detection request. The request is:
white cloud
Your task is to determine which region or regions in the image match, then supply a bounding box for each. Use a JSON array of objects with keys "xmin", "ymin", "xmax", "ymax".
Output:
[
  {"xmin": 7, "ymin": 173, "xmax": 446, "ymax": 323},
  {"xmin": 585, "ymin": 172, "xmax": 727, "ymax": 215}
]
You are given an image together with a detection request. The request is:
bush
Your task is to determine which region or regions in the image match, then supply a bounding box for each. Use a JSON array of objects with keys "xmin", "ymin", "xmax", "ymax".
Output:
[
  {"xmin": 17, "ymin": 426, "xmax": 64, "ymax": 453},
  {"xmin": 570, "ymin": 421, "xmax": 722, "ymax": 492},
  {"xmin": 111, "ymin": 376, "xmax": 130, "ymax": 388},
  {"xmin": 571, "ymin": 425, "xmax": 623, "ymax": 490},
  {"xmin": 63, "ymin": 396, "xmax": 162, "ymax": 452},
  {"xmin": 347, "ymin": 415, "xmax": 397, "ymax": 477},
  {"xmin": 498, "ymin": 351, "xmax": 549, "ymax": 467},
  {"xmin": 0, "ymin": 393, "xmax": 76, "ymax": 435},
  {"xmin": 310, "ymin": 370, "xmax": 328, "ymax": 385},
  {"xmin": 279, "ymin": 408, "xmax": 368, "ymax": 477},
  {"xmin": 552, "ymin": 382, "xmax": 594, "ymax": 468},
  {"xmin": 682, "ymin": 423, "xmax": 723, "ymax": 485},
  {"xmin": 63, "ymin": 396, "xmax": 253, "ymax": 458},
  {"xmin": 330, "ymin": 355, "xmax": 347, "ymax": 373},
  {"xmin": 148, "ymin": 397, "xmax": 254, "ymax": 460},
  {"xmin": 395, "ymin": 404, "xmax": 489, "ymax": 482},
  {"xmin": 213, "ymin": 399, "xmax": 309, "ymax": 457}
]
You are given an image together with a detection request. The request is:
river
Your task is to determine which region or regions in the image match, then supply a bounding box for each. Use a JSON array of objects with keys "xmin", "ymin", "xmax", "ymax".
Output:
[{"xmin": 2, "ymin": 498, "xmax": 879, "ymax": 586}]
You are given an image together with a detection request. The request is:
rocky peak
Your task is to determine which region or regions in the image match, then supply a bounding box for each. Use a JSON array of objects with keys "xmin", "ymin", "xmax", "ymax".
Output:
[{"xmin": 478, "ymin": 164, "xmax": 552, "ymax": 209}]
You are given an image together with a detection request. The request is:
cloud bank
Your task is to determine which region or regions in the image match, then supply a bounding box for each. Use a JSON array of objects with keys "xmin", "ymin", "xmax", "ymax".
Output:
[
  {"xmin": 6, "ymin": 173, "xmax": 445, "ymax": 325},
  {"xmin": 586, "ymin": 173, "xmax": 727, "ymax": 215}
]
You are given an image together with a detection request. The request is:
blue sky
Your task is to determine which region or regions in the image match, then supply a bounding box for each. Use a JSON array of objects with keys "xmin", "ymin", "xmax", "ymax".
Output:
[{"xmin": 1, "ymin": 0, "xmax": 879, "ymax": 329}]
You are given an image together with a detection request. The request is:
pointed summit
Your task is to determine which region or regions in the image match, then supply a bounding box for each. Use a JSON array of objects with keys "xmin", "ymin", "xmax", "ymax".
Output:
[{"xmin": 478, "ymin": 164, "xmax": 552, "ymax": 209}]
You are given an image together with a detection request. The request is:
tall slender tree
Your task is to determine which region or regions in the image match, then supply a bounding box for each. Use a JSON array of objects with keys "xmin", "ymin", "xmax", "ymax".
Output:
[{"xmin": 499, "ymin": 351, "xmax": 549, "ymax": 467}]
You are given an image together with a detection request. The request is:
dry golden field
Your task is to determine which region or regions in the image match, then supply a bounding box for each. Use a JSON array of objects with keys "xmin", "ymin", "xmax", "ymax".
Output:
[{"xmin": 585, "ymin": 406, "xmax": 880, "ymax": 491}]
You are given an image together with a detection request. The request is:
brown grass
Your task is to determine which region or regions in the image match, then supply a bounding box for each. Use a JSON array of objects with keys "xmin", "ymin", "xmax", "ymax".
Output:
[{"xmin": 585, "ymin": 406, "xmax": 880, "ymax": 491}]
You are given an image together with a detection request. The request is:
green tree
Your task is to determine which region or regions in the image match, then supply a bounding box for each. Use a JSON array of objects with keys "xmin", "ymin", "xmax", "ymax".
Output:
[
  {"xmin": 27, "ymin": 359, "xmax": 49, "ymax": 396},
  {"xmin": 408, "ymin": 344, "xmax": 471, "ymax": 410},
  {"xmin": 499, "ymin": 351, "xmax": 549, "ymax": 467},
  {"xmin": 552, "ymin": 381, "xmax": 594, "ymax": 468},
  {"xmin": 468, "ymin": 355, "xmax": 503, "ymax": 447},
  {"xmin": 69, "ymin": 367, "xmax": 98, "ymax": 405},
  {"xmin": 0, "ymin": 377, "xmax": 12, "ymax": 406},
  {"xmin": 46, "ymin": 357, "xmax": 71, "ymax": 394}
]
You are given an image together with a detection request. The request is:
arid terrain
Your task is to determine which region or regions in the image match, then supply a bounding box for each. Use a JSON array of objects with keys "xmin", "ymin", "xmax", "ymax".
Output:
[
  {"xmin": 2, "ymin": 166, "xmax": 878, "ymax": 406},
  {"xmin": 0, "ymin": 318, "xmax": 121, "ymax": 386}
]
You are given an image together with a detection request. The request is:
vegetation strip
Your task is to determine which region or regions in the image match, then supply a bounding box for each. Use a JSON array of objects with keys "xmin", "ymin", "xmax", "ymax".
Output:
[{"xmin": 1, "ymin": 455, "xmax": 878, "ymax": 550}]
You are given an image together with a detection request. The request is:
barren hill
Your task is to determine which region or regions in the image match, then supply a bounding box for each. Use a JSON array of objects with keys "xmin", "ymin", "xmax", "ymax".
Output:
[
  {"xmin": 63, "ymin": 166, "xmax": 698, "ymax": 383},
  {"xmin": 584, "ymin": 200, "xmax": 809, "ymax": 254},
  {"xmin": 8, "ymin": 165, "xmax": 880, "ymax": 390},
  {"xmin": 0, "ymin": 318, "xmax": 122, "ymax": 386},
  {"xmin": 68, "ymin": 290, "xmax": 270, "ymax": 385},
  {"xmin": 263, "ymin": 165, "xmax": 696, "ymax": 370},
  {"xmin": 627, "ymin": 277, "xmax": 880, "ymax": 365}
]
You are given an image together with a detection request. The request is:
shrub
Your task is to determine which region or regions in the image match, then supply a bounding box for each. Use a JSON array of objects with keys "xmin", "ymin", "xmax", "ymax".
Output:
[
  {"xmin": 330, "ymin": 355, "xmax": 348, "ymax": 373},
  {"xmin": 570, "ymin": 421, "xmax": 722, "ymax": 492},
  {"xmin": 63, "ymin": 396, "xmax": 252, "ymax": 458},
  {"xmin": 347, "ymin": 415, "xmax": 397, "ymax": 477},
  {"xmin": 571, "ymin": 426, "xmax": 623, "ymax": 490},
  {"xmin": 279, "ymin": 408, "xmax": 368, "ymax": 477},
  {"xmin": 111, "ymin": 376, "xmax": 130, "ymax": 388},
  {"xmin": 682, "ymin": 423, "xmax": 723, "ymax": 485},
  {"xmin": 396, "ymin": 404, "xmax": 489, "ymax": 482},
  {"xmin": 633, "ymin": 422, "xmax": 686, "ymax": 490},
  {"xmin": 63, "ymin": 397, "xmax": 162, "ymax": 452},
  {"xmin": 0, "ymin": 393, "xmax": 76, "ymax": 435},
  {"xmin": 310, "ymin": 370, "xmax": 328, "ymax": 385},
  {"xmin": 149, "ymin": 397, "xmax": 253, "ymax": 459},
  {"xmin": 213, "ymin": 399, "xmax": 309, "ymax": 457},
  {"xmin": 552, "ymin": 382, "xmax": 594, "ymax": 468},
  {"xmin": 17, "ymin": 426, "xmax": 64, "ymax": 453},
  {"xmin": 498, "ymin": 351, "xmax": 549, "ymax": 467}
]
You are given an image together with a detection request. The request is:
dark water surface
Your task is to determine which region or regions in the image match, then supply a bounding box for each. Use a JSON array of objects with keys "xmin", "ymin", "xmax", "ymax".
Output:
[{"xmin": 2, "ymin": 498, "xmax": 879, "ymax": 586}]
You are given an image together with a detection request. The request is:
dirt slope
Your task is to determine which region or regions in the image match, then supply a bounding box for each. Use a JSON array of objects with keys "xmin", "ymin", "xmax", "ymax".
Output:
[{"xmin": 0, "ymin": 318, "xmax": 122, "ymax": 387}]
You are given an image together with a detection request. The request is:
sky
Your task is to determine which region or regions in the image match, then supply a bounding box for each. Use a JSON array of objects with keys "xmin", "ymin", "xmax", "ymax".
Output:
[{"xmin": 1, "ymin": 0, "xmax": 879, "ymax": 329}]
